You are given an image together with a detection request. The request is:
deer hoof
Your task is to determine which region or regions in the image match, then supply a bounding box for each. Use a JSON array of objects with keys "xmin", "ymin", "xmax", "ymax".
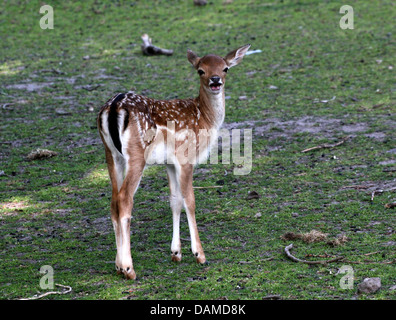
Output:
[
  {"xmin": 171, "ymin": 251, "xmax": 182, "ymax": 262},
  {"xmin": 116, "ymin": 265, "xmax": 136, "ymax": 280},
  {"xmin": 194, "ymin": 252, "xmax": 206, "ymax": 264}
]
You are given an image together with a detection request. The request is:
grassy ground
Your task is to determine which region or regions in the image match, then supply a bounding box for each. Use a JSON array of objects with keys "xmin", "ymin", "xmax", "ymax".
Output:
[{"xmin": 0, "ymin": 0, "xmax": 395, "ymax": 300}]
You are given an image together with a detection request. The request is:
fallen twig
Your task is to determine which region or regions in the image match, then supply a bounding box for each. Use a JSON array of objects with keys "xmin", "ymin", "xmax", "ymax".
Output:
[
  {"xmin": 371, "ymin": 190, "xmax": 381, "ymax": 201},
  {"xmin": 19, "ymin": 284, "xmax": 72, "ymax": 300},
  {"xmin": 141, "ymin": 34, "xmax": 173, "ymax": 56},
  {"xmin": 284, "ymin": 244, "xmax": 344, "ymax": 265},
  {"xmin": 259, "ymin": 257, "xmax": 274, "ymax": 262},
  {"xmin": 39, "ymin": 68, "xmax": 65, "ymax": 75},
  {"xmin": 301, "ymin": 136, "xmax": 350, "ymax": 153},
  {"xmin": 1, "ymin": 103, "xmax": 14, "ymax": 110},
  {"xmin": 305, "ymin": 253, "xmax": 334, "ymax": 258},
  {"xmin": 371, "ymin": 187, "xmax": 396, "ymax": 201},
  {"xmin": 364, "ymin": 251, "xmax": 380, "ymax": 256}
]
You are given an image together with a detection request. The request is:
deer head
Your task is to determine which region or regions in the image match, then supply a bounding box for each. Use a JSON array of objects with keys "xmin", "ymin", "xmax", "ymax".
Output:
[{"xmin": 187, "ymin": 44, "xmax": 251, "ymax": 95}]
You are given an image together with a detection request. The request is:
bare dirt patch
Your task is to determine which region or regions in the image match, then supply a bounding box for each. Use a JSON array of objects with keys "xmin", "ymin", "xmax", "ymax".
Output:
[
  {"xmin": 223, "ymin": 115, "xmax": 395, "ymax": 143},
  {"xmin": 6, "ymin": 82, "xmax": 55, "ymax": 92}
]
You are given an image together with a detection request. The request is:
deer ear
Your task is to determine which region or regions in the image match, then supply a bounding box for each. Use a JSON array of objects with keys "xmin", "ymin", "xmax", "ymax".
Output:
[
  {"xmin": 224, "ymin": 44, "xmax": 251, "ymax": 68},
  {"xmin": 187, "ymin": 50, "xmax": 200, "ymax": 68}
]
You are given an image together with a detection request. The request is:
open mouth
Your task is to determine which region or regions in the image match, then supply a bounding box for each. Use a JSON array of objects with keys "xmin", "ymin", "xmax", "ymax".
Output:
[{"xmin": 209, "ymin": 83, "xmax": 222, "ymax": 92}]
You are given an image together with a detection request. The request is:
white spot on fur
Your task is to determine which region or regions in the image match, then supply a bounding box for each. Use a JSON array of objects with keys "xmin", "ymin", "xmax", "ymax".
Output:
[{"xmin": 135, "ymin": 115, "xmax": 145, "ymax": 147}]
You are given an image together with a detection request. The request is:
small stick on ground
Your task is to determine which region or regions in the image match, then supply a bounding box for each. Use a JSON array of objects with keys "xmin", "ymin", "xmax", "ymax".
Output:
[
  {"xmin": 1, "ymin": 103, "xmax": 14, "ymax": 110},
  {"xmin": 19, "ymin": 284, "xmax": 72, "ymax": 300},
  {"xmin": 141, "ymin": 34, "xmax": 173, "ymax": 56},
  {"xmin": 301, "ymin": 136, "xmax": 350, "ymax": 153},
  {"xmin": 284, "ymin": 244, "xmax": 344, "ymax": 265},
  {"xmin": 39, "ymin": 68, "xmax": 65, "ymax": 75},
  {"xmin": 364, "ymin": 251, "xmax": 380, "ymax": 256},
  {"xmin": 371, "ymin": 187, "xmax": 396, "ymax": 201},
  {"xmin": 260, "ymin": 257, "xmax": 274, "ymax": 262}
]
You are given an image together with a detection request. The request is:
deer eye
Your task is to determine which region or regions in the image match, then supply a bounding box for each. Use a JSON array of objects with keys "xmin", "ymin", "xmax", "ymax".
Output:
[
  {"xmin": 223, "ymin": 67, "xmax": 229, "ymax": 73},
  {"xmin": 198, "ymin": 69, "xmax": 205, "ymax": 76}
]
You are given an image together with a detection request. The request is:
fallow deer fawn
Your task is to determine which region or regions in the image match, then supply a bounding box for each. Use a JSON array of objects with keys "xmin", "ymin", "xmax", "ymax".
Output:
[{"xmin": 98, "ymin": 44, "xmax": 251, "ymax": 279}]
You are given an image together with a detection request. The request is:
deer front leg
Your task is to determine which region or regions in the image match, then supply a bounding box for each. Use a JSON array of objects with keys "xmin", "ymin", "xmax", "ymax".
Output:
[
  {"xmin": 170, "ymin": 197, "xmax": 182, "ymax": 262},
  {"xmin": 167, "ymin": 165, "xmax": 183, "ymax": 262},
  {"xmin": 184, "ymin": 195, "xmax": 206, "ymax": 264},
  {"xmin": 180, "ymin": 164, "xmax": 206, "ymax": 264}
]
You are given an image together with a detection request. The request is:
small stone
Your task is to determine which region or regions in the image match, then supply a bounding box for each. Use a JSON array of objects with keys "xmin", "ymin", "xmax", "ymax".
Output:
[
  {"xmin": 254, "ymin": 212, "xmax": 262, "ymax": 218},
  {"xmin": 247, "ymin": 191, "xmax": 260, "ymax": 200},
  {"xmin": 55, "ymin": 108, "xmax": 72, "ymax": 115},
  {"xmin": 357, "ymin": 277, "xmax": 381, "ymax": 294},
  {"xmin": 291, "ymin": 212, "xmax": 299, "ymax": 217}
]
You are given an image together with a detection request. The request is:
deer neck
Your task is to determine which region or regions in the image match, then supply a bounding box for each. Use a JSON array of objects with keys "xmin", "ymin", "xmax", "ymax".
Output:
[{"xmin": 198, "ymin": 86, "xmax": 225, "ymax": 130}]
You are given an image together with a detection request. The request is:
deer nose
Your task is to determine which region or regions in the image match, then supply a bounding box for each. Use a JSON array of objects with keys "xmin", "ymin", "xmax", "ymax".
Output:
[{"xmin": 210, "ymin": 76, "xmax": 221, "ymax": 83}]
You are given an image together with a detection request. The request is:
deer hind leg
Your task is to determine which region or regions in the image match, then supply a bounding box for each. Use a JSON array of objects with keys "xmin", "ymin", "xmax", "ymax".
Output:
[
  {"xmin": 179, "ymin": 164, "xmax": 206, "ymax": 264},
  {"xmin": 106, "ymin": 146, "xmax": 144, "ymax": 280},
  {"xmin": 115, "ymin": 158, "xmax": 145, "ymax": 280},
  {"xmin": 167, "ymin": 165, "xmax": 183, "ymax": 262},
  {"xmin": 103, "ymin": 146, "xmax": 126, "ymax": 275}
]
